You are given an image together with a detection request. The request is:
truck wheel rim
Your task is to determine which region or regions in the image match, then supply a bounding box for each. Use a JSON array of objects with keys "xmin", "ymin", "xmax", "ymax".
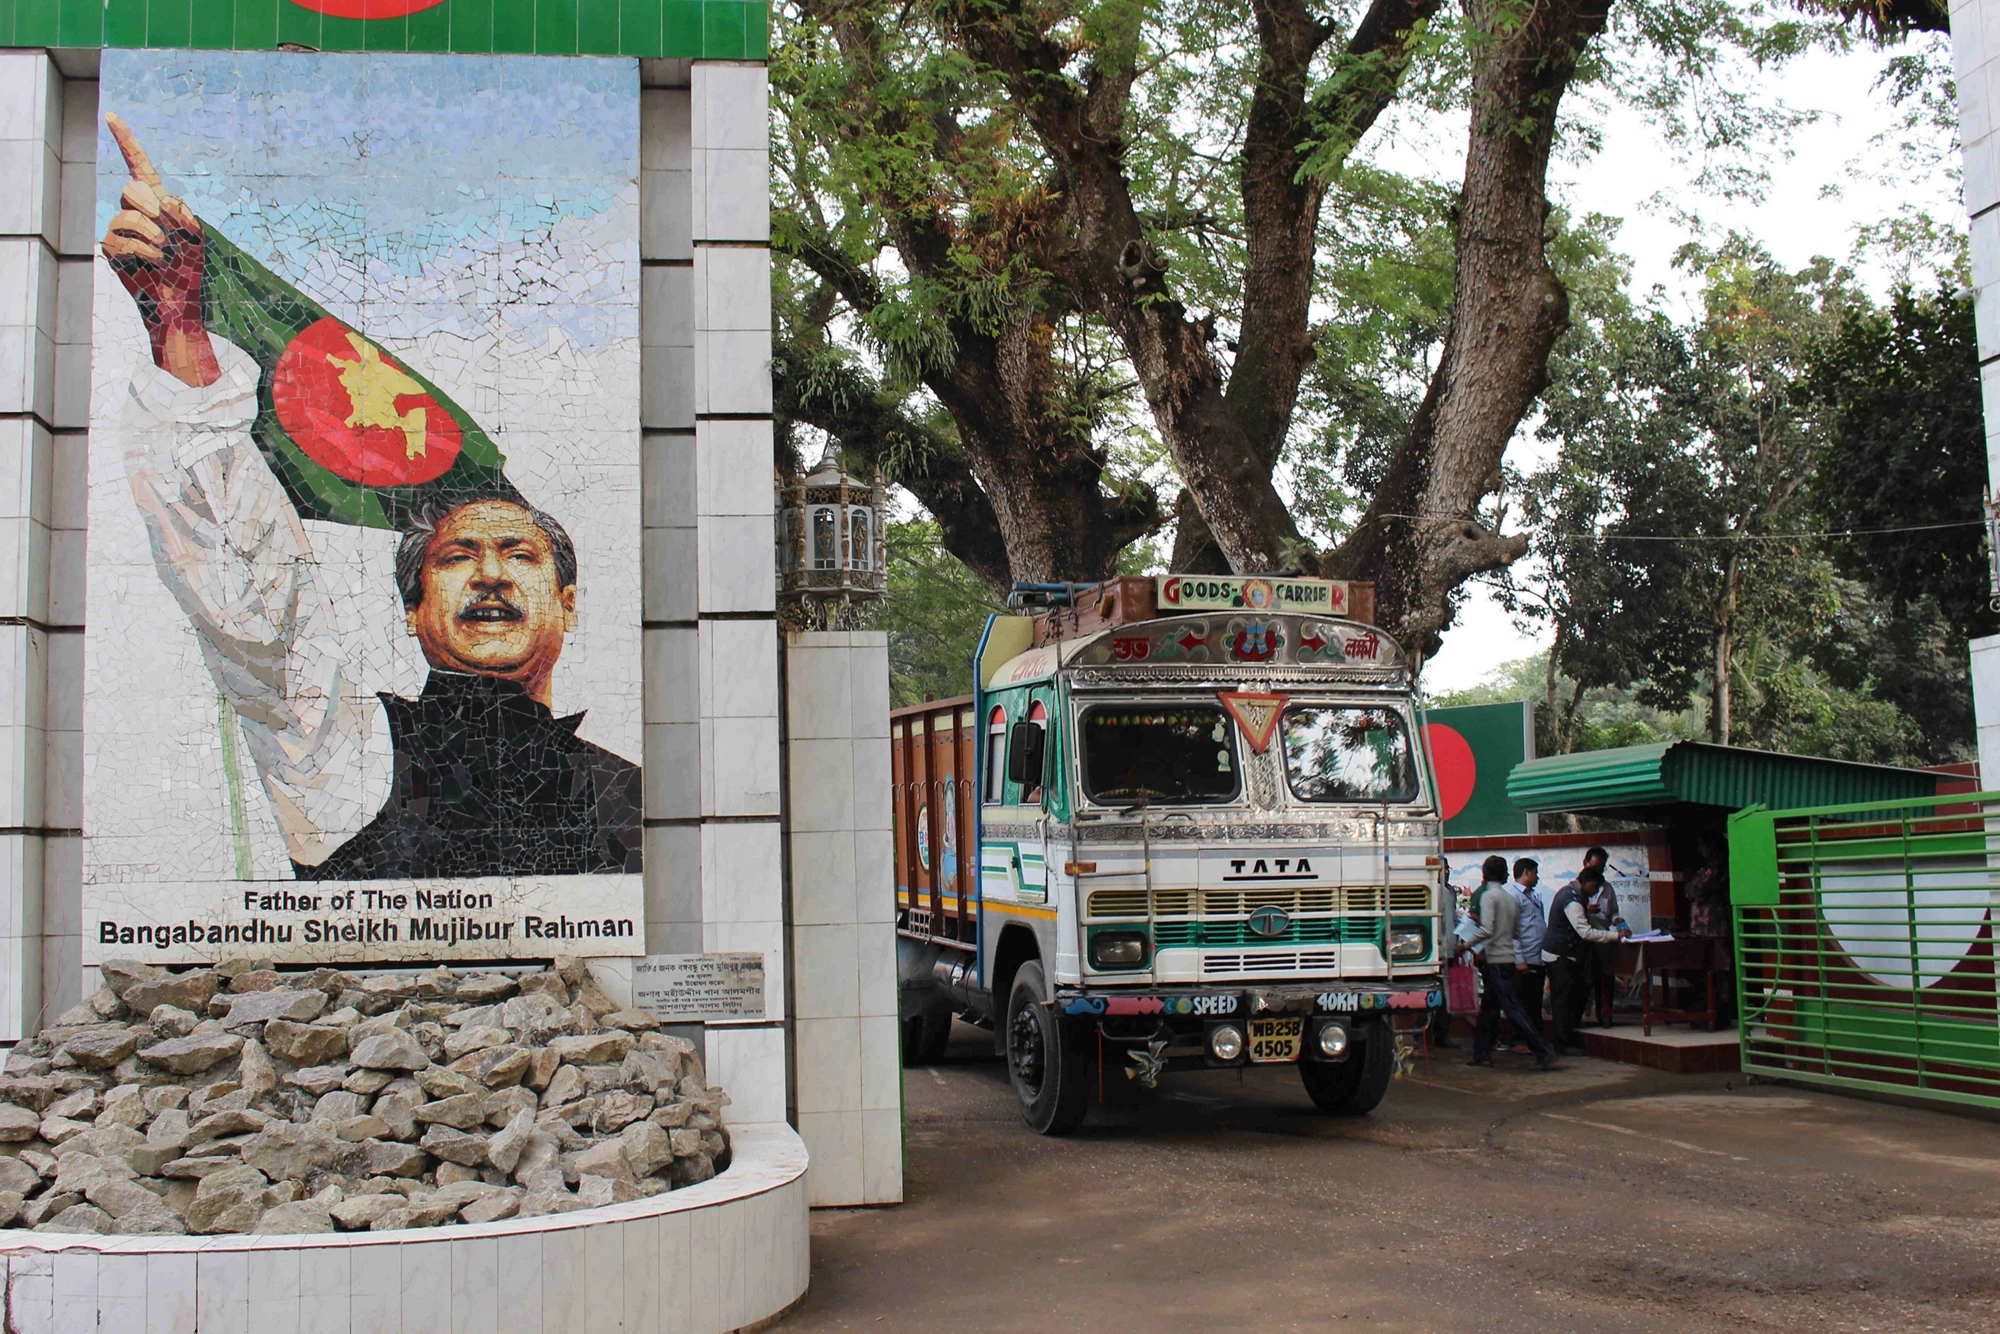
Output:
[{"xmin": 1009, "ymin": 1006, "xmax": 1044, "ymax": 1095}]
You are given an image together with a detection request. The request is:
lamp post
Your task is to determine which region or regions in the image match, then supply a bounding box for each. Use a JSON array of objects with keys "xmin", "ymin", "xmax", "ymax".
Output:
[{"xmin": 777, "ymin": 445, "xmax": 887, "ymax": 629}]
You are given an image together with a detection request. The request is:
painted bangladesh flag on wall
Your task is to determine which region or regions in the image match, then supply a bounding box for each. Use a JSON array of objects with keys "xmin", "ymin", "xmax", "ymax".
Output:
[
  {"xmin": 1424, "ymin": 701, "xmax": 1535, "ymax": 838},
  {"xmin": 199, "ymin": 224, "xmax": 521, "ymax": 530}
]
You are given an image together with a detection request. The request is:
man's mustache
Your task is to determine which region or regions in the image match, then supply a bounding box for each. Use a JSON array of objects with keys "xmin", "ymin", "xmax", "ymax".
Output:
[{"xmin": 456, "ymin": 591, "xmax": 525, "ymax": 624}]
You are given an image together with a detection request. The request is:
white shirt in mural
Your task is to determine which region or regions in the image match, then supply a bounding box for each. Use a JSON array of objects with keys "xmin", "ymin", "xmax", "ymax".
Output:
[{"xmin": 120, "ymin": 336, "xmax": 392, "ymax": 870}]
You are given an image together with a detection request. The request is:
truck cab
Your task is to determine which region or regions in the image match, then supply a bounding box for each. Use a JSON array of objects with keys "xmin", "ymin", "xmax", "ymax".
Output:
[{"xmin": 893, "ymin": 575, "xmax": 1447, "ymax": 1134}]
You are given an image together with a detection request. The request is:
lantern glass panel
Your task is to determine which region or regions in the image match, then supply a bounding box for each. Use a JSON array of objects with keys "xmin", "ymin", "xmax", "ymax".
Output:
[
  {"xmin": 812, "ymin": 507, "xmax": 838, "ymax": 570},
  {"xmin": 780, "ymin": 508, "xmax": 800, "ymax": 574},
  {"xmin": 848, "ymin": 507, "xmax": 872, "ymax": 571}
]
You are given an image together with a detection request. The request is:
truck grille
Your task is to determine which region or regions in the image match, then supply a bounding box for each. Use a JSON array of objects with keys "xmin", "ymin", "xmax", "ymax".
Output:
[
  {"xmin": 1152, "ymin": 918, "xmax": 1384, "ymax": 948},
  {"xmin": 1086, "ymin": 885, "xmax": 1432, "ymax": 918},
  {"xmin": 1199, "ymin": 951, "xmax": 1343, "ymax": 976}
]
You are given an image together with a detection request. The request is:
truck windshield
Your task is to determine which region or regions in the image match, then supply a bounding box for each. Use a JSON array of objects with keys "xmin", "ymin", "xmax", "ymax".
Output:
[
  {"xmin": 1080, "ymin": 706, "xmax": 1237, "ymax": 805},
  {"xmin": 1281, "ymin": 706, "xmax": 1420, "ymax": 804}
]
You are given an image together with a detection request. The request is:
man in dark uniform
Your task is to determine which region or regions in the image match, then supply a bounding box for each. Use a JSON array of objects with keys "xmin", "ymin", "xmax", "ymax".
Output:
[{"xmin": 300, "ymin": 498, "xmax": 642, "ymax": 880}]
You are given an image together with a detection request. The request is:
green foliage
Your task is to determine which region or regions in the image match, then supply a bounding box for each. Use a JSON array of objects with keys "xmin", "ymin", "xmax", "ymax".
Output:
[
  {"xmin": 880, "ymin": 519, "xmax": 1005, "ymax": 707},
  {"xmin": 775, "ymin": 0, "xmax": 1841, "ymax": 574},
  {"xmin": 1496, "ymin": 226, "xmax": 1976, "ymax": 765},
  {"xmin": 1596, "ymin": 1, "xmax": 1838, "ymax": 200},
  {"xmin": 1428, "ymin": 652, "xmax": 1705, "ymax": 753},
  {"xmin": 1806, "ymin": 282, "xmax": 1989, "ymax": 642},
  {"xmin": 1426, "ymin": 654, "xmax": 1550, "ymax": 708},
  {"xmin": 1507, "ymin": 236, "xmax": 1855, "ymax": 707},
  {"xmin": 1725, "ymin": 634, "xmax": 1926, "ymax": 764}
]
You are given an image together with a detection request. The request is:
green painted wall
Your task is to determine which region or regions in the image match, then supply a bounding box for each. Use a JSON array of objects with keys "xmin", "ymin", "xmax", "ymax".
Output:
[{"xmin": 0, "ymin": 0, "xmax": 769, "ymax": 59}]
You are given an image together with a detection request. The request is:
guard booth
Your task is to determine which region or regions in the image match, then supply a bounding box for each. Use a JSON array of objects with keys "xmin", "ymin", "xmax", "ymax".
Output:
[
  {"xmin": 1501, "ymin": 741, "xmax": 1948, "ymax": 1072},
  {"xmin": 1506, "ymin": 741, "xmax": 1945, "ymax": 924}
]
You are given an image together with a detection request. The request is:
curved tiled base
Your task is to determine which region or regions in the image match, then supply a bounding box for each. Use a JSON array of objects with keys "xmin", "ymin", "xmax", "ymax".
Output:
[{"xmin": 0, "ymin": 1121, "xmax": 809, "ymax": 1333}]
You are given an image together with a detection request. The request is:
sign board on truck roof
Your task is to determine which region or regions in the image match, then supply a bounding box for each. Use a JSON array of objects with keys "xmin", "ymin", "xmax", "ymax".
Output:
[{"xmin": 1156, "ymin": 575, "xmax": 1363, "ymax": 617}]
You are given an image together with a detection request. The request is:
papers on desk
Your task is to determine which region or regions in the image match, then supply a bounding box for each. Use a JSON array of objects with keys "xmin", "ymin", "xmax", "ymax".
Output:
[{"xmin": 1625, "ymin": 930, "xmax": 1674, "ymax": 943}]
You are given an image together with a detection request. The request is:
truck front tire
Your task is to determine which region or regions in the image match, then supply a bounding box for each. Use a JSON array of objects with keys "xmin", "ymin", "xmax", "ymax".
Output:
[
  {"xmin": 1299, "ymin": 1023, "xmax": 1395, "ymax": 1115},
  {"xmin": 1005, "ymin": 962, "xmax": 1090, "ymax": 1135}
]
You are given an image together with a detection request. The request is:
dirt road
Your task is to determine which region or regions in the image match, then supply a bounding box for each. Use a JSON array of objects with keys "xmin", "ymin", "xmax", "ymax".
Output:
[{"xmin": 779, "ymin": 1023, "xmax": 2000, "ymax": 1332}]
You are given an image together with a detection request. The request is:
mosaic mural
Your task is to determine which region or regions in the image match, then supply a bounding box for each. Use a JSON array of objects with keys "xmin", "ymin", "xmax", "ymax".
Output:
[{"xmin": 84, "ymin": 50, "xmax": 645, "ymax": 963}]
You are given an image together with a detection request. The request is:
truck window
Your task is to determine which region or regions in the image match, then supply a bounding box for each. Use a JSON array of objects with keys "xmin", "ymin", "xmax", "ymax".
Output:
[
  {"xmin": 1016, "ymin": 700, "xmax": 1049, "ymax": 804},
  {"xmin": 984, "ymin": 706, "xmax": 1008, "ymax": 803},
  {"xmin": 1080, "ymin": 706, "xmax": 1237, "ymax": 806},
  {"xmin": 1281, "ymin": 706, "xmax": 1419, "ymax": 804}
]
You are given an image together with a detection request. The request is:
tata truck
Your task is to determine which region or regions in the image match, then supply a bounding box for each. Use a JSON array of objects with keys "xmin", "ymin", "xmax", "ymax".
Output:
[{"xmin": 891, "ymin": 574, "xmax": 1448, "ymax": 1134}]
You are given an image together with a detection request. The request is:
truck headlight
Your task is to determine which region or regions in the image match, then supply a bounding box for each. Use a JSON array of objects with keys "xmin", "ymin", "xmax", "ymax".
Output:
[
  {"xmin": 1389, "ymin": 926, "xmax": 1430, "ymax": 960},
  {"xmin": 1316, "ymin": 1021, "xmax": 1350, "ymax": 1058},
  {"xmin": 1089, "ymin": 931, "xmax": 1149, "ymax": 970},
  {"xmin": 1209, "ymin": 1024, "xmax": 1244, "ymax": 1061}
]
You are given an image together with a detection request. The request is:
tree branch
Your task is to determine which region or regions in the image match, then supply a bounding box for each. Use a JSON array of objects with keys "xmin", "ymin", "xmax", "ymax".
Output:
[
  {"xmin": 1328, "ymin": 0, "xmax": 1612, "ymax": 652},
  {"xmin": 772, "ymin": 338, "xmax": 1015, "ymax": 592},
  {"xmin": 1228, "ymin": 0, "xmax": 1442, "ymax": 469}
]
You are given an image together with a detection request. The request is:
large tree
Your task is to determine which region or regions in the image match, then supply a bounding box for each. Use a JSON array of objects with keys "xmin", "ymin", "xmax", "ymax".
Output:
[
  {"xmin": 1506, "ymin": 239, "xmax": 1857, "ymax": 745},
  {"xmin": 775, "ymin": 0, "xmax": 1632, "ymax": 651}
]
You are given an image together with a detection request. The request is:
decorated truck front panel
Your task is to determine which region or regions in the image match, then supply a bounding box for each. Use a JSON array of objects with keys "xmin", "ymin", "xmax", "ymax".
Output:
[{"xmin": 892, "ymin": 576, "xmax": 1446, "ymax": 1133}]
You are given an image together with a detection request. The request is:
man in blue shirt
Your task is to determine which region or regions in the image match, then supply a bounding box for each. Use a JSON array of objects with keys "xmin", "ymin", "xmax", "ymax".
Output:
[{"xmin": 1507, "ymin": 858, "xmax": 1547, "ymax": 1052}]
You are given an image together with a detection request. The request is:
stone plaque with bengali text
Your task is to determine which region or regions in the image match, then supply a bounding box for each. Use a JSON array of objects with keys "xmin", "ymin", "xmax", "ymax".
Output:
[{"xmin": 633, "ymin": 953, "xmax": 768, "ymax": 1022}]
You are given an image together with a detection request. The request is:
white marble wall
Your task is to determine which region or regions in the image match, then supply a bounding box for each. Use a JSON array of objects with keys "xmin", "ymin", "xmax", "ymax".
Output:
[
  {"xmin": 786, "ymin": 631, "xmax": 902, "ymax": 1206},
  {"xmin": 0, "ymin": 49, "xmax": 67, "ymax": 1042},
  {"xmin": 0, "ymin": 55, "xmax": 792, "ymax": 1143},
  {"xmin": 0, "ymin": 1122, "xmax": 809, "ymax": 1334},
  {"xmin": 636, "ymin": 61, "xmax": 788, "ymax": 1128},
  {"xmin": 1959, "ymin": 1, "xmax": 2000, "ymax": 780}
]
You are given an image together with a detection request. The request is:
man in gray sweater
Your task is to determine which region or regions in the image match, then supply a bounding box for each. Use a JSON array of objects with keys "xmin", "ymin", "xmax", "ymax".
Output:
[{"xmin": 1464, "ymin": 855, "xmax": 1558, "ymax": 1069}]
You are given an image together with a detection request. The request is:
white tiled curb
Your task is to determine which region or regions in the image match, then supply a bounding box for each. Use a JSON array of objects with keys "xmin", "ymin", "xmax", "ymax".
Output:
[{"xmin": 0, "ymin": 1120, "xmax": 809, "ymax": 1332}]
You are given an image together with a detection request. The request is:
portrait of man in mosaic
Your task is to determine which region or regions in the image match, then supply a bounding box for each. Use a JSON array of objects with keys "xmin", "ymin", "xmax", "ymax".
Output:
[{"xmin": 85, "ymin": 50, "xmax": 645, "ymax": 957}]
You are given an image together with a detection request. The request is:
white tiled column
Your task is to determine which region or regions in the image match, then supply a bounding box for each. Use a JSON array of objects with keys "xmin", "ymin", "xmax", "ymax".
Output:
[
  {"xmin": 0, "ymin": 49, "xmax": 65, "ymax": 1041},
  {"xmin": 786, "ymin": 631, "xmax": 902, "ymax": 1207},
  {"xmin": 639, "ymin": 59, "xmax": 787, "ymax": 1126},
  {"xmin": 43, "ymin": 68, "xmax": 93, "ymax": 1026},
  {"xmin": 1958, "ymin": 0, "xmax": 2000, "ymax": 780}
]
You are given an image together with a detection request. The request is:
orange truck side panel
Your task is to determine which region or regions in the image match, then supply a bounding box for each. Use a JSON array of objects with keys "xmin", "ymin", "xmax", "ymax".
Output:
[{"xmin": 891, "ymin": 696, "xmax": 978, "ymax": 947}]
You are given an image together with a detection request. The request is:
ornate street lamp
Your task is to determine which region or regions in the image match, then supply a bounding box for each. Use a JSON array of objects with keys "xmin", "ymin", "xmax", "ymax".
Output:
[{"xmin": 777, "ymin": 445, "xmax": 887, "ymax": 629}]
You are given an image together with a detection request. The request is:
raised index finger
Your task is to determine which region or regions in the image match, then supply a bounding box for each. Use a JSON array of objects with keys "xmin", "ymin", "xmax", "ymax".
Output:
[{"xmin": 105, "ymin": 113, "xmax": 162, "ymax": 190}]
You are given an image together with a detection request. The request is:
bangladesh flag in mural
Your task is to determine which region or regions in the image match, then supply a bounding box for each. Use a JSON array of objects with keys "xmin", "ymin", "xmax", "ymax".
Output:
[{"xmin": 198, "ymin": 224, "xmax": 521, "ymax": 530}]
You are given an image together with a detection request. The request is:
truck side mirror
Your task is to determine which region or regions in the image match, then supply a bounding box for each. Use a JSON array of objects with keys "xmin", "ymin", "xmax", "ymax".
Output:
[{"xmin": 1006, "ymin": 722, "xmax": 1045, "ymax": 787}]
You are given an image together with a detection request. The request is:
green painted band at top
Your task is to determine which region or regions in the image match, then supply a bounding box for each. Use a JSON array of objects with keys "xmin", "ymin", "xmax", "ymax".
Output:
[{"xmin": 0, "ymin": 0, "xmax": 769, "ymax": 60}]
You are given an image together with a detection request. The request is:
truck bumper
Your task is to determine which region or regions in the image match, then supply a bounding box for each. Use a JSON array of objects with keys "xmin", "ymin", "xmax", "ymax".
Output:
[{"xmin": 1055, "ymin": 978, "xmax": 1443, "ymax": 1019}]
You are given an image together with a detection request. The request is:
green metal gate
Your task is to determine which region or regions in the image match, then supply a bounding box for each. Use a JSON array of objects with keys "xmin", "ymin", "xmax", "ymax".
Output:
[{"xmin": 1728, "ymin": 793, "xmax": 2000, "ymax": 1110}]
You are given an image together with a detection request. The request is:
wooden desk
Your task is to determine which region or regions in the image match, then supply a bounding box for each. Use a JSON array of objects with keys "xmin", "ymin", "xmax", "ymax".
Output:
[{"xmin": 1603, "ymin": 938, "xmax": 1731, "ymax": 1036}]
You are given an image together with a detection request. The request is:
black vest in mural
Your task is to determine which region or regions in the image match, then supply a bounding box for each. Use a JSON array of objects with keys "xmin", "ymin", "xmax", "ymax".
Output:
[
  {"xmin": 1542, "ymin": 884, "xmax": 1589, "ymax": 961},
  {"xmin": 297, "ymin": 671, "xmax": 642, "ymax": 881}
]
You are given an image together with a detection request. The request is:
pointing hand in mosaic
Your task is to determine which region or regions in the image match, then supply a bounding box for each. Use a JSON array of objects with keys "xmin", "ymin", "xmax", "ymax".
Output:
[{"xmin": 101, "ymin": 112, "xmax": 220, "ymax": 388}]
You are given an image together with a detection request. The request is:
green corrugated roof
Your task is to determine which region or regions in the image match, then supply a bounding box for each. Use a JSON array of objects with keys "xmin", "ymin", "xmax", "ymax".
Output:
[{"xmin": 1505, "ymin": 741, "xmax": 1939, "ymax": 814}]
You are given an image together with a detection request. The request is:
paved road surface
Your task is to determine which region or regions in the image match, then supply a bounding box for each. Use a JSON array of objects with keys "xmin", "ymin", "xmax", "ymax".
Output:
[{"xmin": 779, "ymin": 1022, "xmax": 2000, "ymax": 1332}]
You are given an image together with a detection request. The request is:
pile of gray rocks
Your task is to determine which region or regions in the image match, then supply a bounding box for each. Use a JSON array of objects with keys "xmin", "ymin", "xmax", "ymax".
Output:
[{"xmin": 0, "ymin": 957, "xmax": 729, "ymax": 1236}]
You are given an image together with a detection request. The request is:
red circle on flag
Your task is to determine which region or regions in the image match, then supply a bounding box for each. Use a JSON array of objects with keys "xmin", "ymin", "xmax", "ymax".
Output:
[
  {"xmin": 1424, "ymin": 722, "xmax": 1476, "ymax": 822},
  {"xmin": 284, "ymin": 0, "xmax": 447, "ymax": 18},
  {"xmin": 272, "ymin": 318, "xmax": 462, "ymax": 488}
]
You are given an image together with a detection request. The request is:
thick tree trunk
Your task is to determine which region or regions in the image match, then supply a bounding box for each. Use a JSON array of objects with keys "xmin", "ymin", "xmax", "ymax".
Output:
[
  {"xmin": 929, "ymin": 315, "xmax": 1154, "ymax": 586},
  {"xmin": 1327, "ymin": 0, "xmax": 1611, "ymax": 653},
  {"xmin": 950, "ymin": 0, "xmax": 1438, "ymax": 575},
  {"xmin": 1166, "ymin": 492, "xmax": 1234, "ymax": 576}
]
